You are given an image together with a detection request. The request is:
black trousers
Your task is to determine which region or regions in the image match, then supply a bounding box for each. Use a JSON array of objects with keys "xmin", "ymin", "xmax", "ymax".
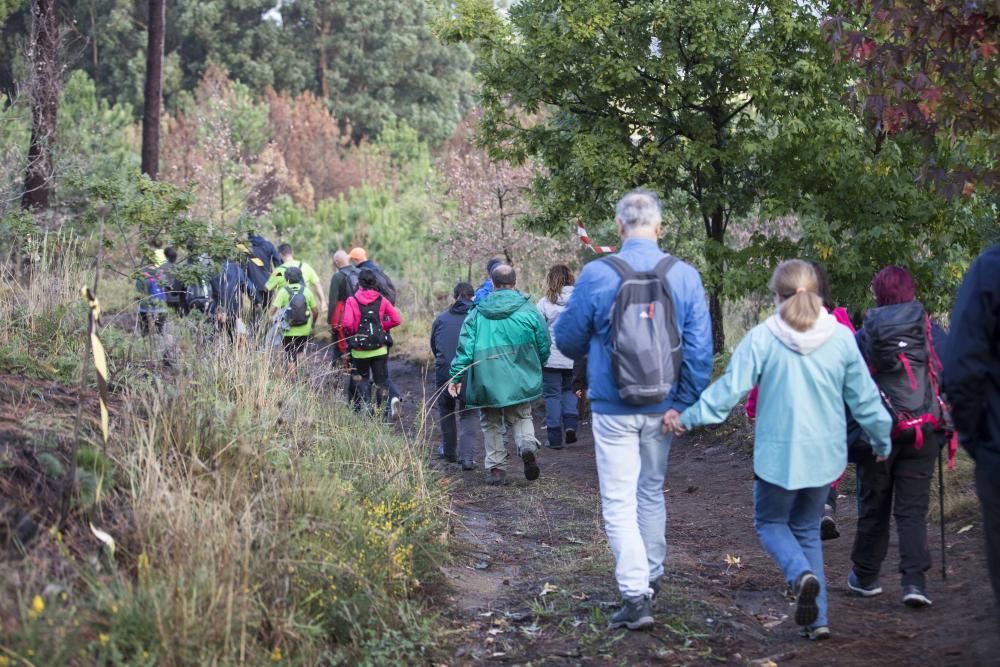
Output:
[
  {"xmin": 851, "ymin": 430, "xmax": 943, "ymax": 588},
  {"xmin": 976, "ymin": 453, "xmax": 1000, "ymax": 618},
  {"xmin": 351, "ymin": 355, "xmax": 389, "ymax": 408},
  {"xmin": 138, "ymin": 312, "xmax": 166, "ymax": 336}
]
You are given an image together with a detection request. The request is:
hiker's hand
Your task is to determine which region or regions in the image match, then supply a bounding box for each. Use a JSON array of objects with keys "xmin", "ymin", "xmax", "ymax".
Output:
[
  {"xmin": 216, "ymin": 312, "xmax": 227, "ymax": 324},
  {"xmin": 575, "ymin": 390, "xmax": 583, "ymax": 398},
  {"xmin": 448, "ymin": 383, "xmax": 461, "ymax": 398},
  {"xmin": 662, "ymin": 409, "xmax": 685, "ymax": 435},
  {"xmin": 875, "ymin": 454, "xmax": 889, "ymax": 463}
]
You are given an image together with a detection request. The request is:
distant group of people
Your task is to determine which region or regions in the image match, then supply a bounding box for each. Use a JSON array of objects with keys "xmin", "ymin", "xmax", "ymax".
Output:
[{"xmin": 434, "ymin": 188, "xmax": 1000, "ymax": 640}]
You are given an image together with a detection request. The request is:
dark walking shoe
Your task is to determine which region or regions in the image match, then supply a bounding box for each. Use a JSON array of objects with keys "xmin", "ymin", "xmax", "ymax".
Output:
[
  {"xmin": 545, "ymin": 428, "xmax": 563, "ymax": 449},
  {"xmin": 521, "ymin": 450, "xmax": 540, "ymax": 480},
  {"xmin": 608, "ymin": 596, "xmax": 654, "ymax": 631},
  {"xmin": 800, "ymin": 625, "xmax": 831, "ymax": 641},
  {"xmin": 793, "ymin": 571, "xmax": 820, "ymax": 627},
  {"xmin": 461, "ymin": 460, "xmax": 475, "ymax": 471},
  {"xmin": 565, "ymin": 428, "xmax": 577, "ymax": 444},
  {"xmin": 487, "ymin": 468, "xmax": 508, "ymax": 486},
  {"xmin": 847, "ymin": 570, "xmax": 882, "ymax": 597},
  {"xmin": 820, "ymin": 515, "xmax": 840, "ymax": 541},
  {"xmin": 902, "ymin": 585, "xmax": 932, "ymax": 607}
]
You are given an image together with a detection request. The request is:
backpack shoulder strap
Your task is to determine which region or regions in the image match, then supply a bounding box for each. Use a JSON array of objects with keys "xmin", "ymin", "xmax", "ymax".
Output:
[
  {"xmin": 600, "ymin": 255, "xmax": 636, "ymax": 280},
  {"xmin": 653, "ymin": 255, "xmax": 680, "ymax": 278}
]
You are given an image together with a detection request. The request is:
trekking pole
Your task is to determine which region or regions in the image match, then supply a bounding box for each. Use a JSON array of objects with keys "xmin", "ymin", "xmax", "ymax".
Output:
[{"xmin": 938, "ymin": 442, "xmax": 947, "ymax": 581}]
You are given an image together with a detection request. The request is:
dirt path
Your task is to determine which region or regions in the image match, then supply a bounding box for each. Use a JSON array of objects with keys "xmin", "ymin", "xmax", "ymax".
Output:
[{"xmin": 387, "ymin": 359, "xmax": 999, "ymax": 665}]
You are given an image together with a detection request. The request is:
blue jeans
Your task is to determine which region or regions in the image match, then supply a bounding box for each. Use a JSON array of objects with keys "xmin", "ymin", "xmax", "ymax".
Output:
[
  {"xmin": 542, "ymin": 368, "xmax": 578, "ymax": 431},
  {"xmin": 753, "ymin": 480, "xmax": 829, "ymax": 627}
]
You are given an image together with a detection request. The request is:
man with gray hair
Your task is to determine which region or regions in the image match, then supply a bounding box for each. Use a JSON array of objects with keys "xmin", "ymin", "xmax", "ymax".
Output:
[
  {"xmin": 555, "ymin": 189, "xmax": 713, "ymax": 630},
  {"xmin": 328, "ymin": 249, "xmax": 360, "ymax": 365}
]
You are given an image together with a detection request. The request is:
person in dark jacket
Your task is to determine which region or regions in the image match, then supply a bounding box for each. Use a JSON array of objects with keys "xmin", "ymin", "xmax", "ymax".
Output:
[
  {"xmin": 942, "ymin": 245, "xmax": 1000, "ymax": 618},
  {"xmin": 328, "ymin": 250, "xmax": 360, "ymax": 366},
  {"xmin": 849, "ymin": 266, "xmax": 949, "ymax": 608},
  {"xmin": 243, "ymin": 232, "xmax": 281, "ymax": 310},
  {"xmin": 431, "ymin": 282, "xmax": 480, "ymax": 469},
  {"xmin": 211, "ymin": 258, "xmax": 254, "ymax": 342}
]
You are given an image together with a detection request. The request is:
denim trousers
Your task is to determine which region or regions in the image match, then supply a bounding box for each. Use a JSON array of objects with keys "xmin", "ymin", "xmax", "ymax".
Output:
[
  {"xmin": 542, "ymin": 368, "xmax": 579, "ymax": 431},
  {"xmin": 753, "ymin": 479, "xmax": 829, "ymax": 627},
  {"xmin": 480, "ymin": 402, "xmax": 539, "ymax": 470},
  {"xmin": 592, "ymin": 412, "xmax": 673, "ymax": 599}
]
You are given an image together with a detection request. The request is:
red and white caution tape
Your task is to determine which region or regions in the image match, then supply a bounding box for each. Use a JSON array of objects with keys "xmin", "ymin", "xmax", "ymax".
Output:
[{"xmin": 576, "ymin": 218, "xmax": 616, "ymax": 254}]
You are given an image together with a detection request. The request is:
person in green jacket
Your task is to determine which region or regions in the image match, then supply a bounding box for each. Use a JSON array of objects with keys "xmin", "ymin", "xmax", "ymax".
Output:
[{"xmin": 449, "ymin": 264, "xmax": 551, "ymax": 485}]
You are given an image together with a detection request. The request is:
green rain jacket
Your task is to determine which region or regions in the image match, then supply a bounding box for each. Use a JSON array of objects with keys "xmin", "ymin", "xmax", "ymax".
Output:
[{"xmin": 449, "ymin": 288, "xmax": 551, "ymax": 409}]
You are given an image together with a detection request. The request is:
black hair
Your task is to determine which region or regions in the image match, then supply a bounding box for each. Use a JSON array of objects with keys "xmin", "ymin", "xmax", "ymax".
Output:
[
  {"xmin": 164, "ymin": 247, "xmax": 178, "ymax": 263},
  {"xmin": 358, "ymin": 268, "xmax": 379, "ymax": 289},
  {"xmin": 491, "ymin": 264, "xmax": 516, "ymax": 288},
  {"xmin": 277, "ymin": 243, "xmax": 293, "ymax": 256},
  {"xmin": 454, "ymin": 282, "xmax": 475, "ymax": 300},
  {"xmin": 809, "ymin": 261, "xmax": 835, "ymax": 312}
]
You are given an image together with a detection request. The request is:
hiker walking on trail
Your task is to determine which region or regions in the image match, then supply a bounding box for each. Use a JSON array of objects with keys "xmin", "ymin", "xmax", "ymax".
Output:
[
  {"xmin": 270, "ymin": 265, "xmax": 319, "ymax": 374},
  {"xmin": 342, "ymin": 269, "xmax": 401, "ymax": 416},
  {"xmin": 474, "ymin": 258, "xmax": 502, "ymax": 303},
  {"xmin": 536, "ymin": 264, "xmax": 579, "ymax": 449},
  {"xmin": 847, "ymin": 266, "xmax": 951, "ymax": 608},
  {"xmin": 328, "ymin": 249, "xmax": 360, "ymax": 366},
  {"xmin": 136, "ymin": 261, "xmax": 169, "ymax": 336},
  {"xmin": 211, "ymin": 257, "xmax": 254, "ymax": 343},
  {"xmin": 449, "ymin": 264, "xmax": 550, "ymax": 485},
  {"xmin": 431, "ymin": 282, "xmax": 480, "ymax": 470},
  {"xmin": 240, "ymin": 230, "xmax": 281, "ymax": 311},
  {"xmin": 942, "ymin": 245, "xmax": 1000, "ymax": 622},
  {"xmin": 665, "ymin": 259, "xmax": 892, "ymax": 641},
  {"xmin": 266, "ymin": 243, "xmax": 327, "ymax": 316},
  {"xmin": 554, "ymin": 189, "xmax": 712, "ymax": 631}
]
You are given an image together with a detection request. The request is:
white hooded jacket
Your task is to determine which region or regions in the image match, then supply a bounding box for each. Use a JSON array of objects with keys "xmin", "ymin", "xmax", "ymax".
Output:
[{"xmin": 536, "ymin": 285, "xmax": 575, "ymax": 370}]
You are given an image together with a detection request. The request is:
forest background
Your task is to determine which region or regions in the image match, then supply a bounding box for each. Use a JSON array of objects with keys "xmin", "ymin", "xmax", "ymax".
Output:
[{"xmin": 0, "ymin": 0, "xmax": 997, "ymax": 664}]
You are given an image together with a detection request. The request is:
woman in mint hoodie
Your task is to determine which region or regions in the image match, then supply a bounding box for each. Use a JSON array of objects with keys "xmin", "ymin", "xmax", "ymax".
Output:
[{"xmin": 664, "ymin": 260, "xmax": 892, "ymax": 641}]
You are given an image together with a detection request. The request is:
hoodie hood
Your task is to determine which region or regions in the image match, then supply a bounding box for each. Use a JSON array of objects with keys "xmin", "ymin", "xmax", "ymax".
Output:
[
  {"xmin": 478, "ymin": 288, "xmax": 529, "ymax": 319},
  {"xmin": 555, "ymin": 285, "xmax": 574, "ymax": 307},
  {"xmin": 354, "ymin": 288, "xmax": 383, "ymax": 305},
  {"xmin": 765, "ymin": 309, "xmax": 838, "ymax": 355},
  {"xmin": 449, "ymin": 299, "xmax": 473, "ymax": 316}
]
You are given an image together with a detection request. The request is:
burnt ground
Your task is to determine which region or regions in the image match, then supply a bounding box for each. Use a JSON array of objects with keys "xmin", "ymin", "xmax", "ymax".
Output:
[{"xmin": 385, "ymin": 358, "xmax": 1000, "ymax": 666}]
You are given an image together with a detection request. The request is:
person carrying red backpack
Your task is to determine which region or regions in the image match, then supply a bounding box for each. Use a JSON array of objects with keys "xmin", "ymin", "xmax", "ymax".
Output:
[{"xmin": 848, "ymin": 266, "xmax": 952, "ymax": 608}]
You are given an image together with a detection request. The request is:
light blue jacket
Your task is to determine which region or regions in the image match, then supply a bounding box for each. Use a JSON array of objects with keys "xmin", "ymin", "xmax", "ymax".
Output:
[
  {"xmin": 680, "ymin": 312, "xmax": 893, "ymax": 490},
  {"xmin": 554, "ymin": 238, "xmax": 713, "ymax": 415}
]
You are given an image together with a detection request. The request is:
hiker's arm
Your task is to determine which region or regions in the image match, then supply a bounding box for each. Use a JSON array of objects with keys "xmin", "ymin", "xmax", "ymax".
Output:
[
  {"xmin": 449, "ymin": 315, "xmax": 477, "ymax": 382},
  {"xmin": 943, "ymin": 255, "xmax": 996, "ymax": 454},
  {"xmin": 553, "ymin": 268, "xmax": 596, "ymax": 360},
  {"xmin": 382, "ymin": 301, "xmax": 402, "ymax": 330},
  {"xmin": 668, "ymin": 269, "xmax": 714, "ymax": 413},
  {"xmin": 842, "ymin": 342, "xmax": 893, "ymax": 458},
  {"xmin": 680, "ymin": 331, "xmax": 759, "ymax": 430},
  {"xmin": 534, "ymin": 310, "xmax": 551, "ymax": 366},
  {"xmin": 430, "ymin": 318, "xmax": 441, "ymax": 359},
  {"xmin": 327, "ymin": 274, "xmax": 338, "ymax": 325}
]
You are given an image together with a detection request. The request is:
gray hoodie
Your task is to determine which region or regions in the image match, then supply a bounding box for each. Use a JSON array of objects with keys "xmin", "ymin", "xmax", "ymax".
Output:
[{"xmin": 537, "ymin": 285, "xmax": 575, "ymax": 370}]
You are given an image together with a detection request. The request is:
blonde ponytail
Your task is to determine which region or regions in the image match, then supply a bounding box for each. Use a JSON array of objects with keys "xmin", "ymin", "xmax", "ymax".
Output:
[{"xmin": 768, "ymin": 260, "xmax": 823, "ymax": 332}]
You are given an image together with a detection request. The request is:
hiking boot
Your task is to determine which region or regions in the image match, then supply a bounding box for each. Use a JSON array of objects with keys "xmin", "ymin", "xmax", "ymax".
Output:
[
  {"xmin": 545, "ymin": 428, "xmax": 563, "ymax": 450},
  {"xmin": 521, "ymin": 450, "xmax": 540, "ymax": 480},
  {"xmin": 820, "ymin": 515, "xmax": 840, "ymax": 541},
  {"xmin": 608, "ymin": 596, "xmax": 654, "ymax": 631},
  {"xmin": 902, "ymin": 585, "xmax": 932, "ymax": 607},
  {"xmin": 800, "ymin": 625, "xmax": 831, "ymax": 641},
  {"xmin": 487, "ymin": 468, "xmax": 508, "ymax": 486},
  {"xmin": 565, "ymin": 428, "xmax": 577, "ymax": 444},
  {"xmin": 436, "ymin": 452, "xmax": 458, "ymax": 463},
  {"xmin": 649, "ymin": 577, "xmax": 662, "ymax": 600},
  {"xmin": 847, "ymin": 570, "xmax": 882, "ymax": 597},
  {"xmin": 792, "ymin": 571, "xmax": 820, "ymax": 627},
  {"xmin": 461, "ymin": 460, "xmax": 475, "ymax": 471}
]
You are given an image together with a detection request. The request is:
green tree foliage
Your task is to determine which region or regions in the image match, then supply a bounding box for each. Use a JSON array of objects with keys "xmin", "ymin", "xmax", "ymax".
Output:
[
  {"xmin": 280, "ymin": 0, "xmax": 476, "ymax": 142},
  {"xmin": 442, "ymin": 0, "xmax": 840, "ymax": 351}
]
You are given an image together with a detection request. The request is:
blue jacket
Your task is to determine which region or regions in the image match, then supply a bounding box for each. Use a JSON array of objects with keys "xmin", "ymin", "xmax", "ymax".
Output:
[
  {"xmin": 943, "ymin": 245, "xmax": 1000, "ymax": 464},
  {"xmin": 681, "ymin": 312, "xmax": 893, "ymax": 489},
  {"xmin": 211, "ymin": 260, "xmax": 254, "ymax": 318},
  {"xmin": 474, "ymin": 279, "xmax": 494, "ymax": 303},
  {"xmin": 553, "ymin": 238, "xmax": 713, "ymax": 415}
]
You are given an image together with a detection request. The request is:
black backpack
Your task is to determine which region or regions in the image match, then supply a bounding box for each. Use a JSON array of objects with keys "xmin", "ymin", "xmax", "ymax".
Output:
[
  {"xmin": 861, "ymin": 300, "xmax": 945, "ymax": 445},
  {"xmin": 185, "ymin": 280, "xmax": 211, "ymax": 313},
  {"xmin": 240, "ymin": 241, "xmax": 274, "ymax": 291},
  {"xmin": 602, "ymin": 255, "xmax": 683, "ymax": 405},
  {"xmin": 352, "ymin": 296, "xmax": 387, "ymax": 350},
  {"xmin": 284, "ymin": 285, "xmax": 310, "ymax": 327},
  {"xmin": 340, "ymin": 265, "xmax": 360, "ymax": 296}
]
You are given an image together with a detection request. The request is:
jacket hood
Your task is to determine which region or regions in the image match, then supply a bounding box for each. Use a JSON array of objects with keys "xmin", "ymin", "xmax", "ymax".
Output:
[
  {"xmin": 449, "ymin": 299, "xmax": 473, "ymax": 315},
  {"xmin": 765, "ymin": 309, "xmax": 838, "ymax": 355},
  {"xmin": 555, "ymin": 285, "xmax": 574, "ymax": 306},
  {"xmin": 478, "ymin": 289, "xmax": 529, "ymax": 319},
  {"xmin": 354, "ymin": 288, "xmax": 382, "ymax": 305}
]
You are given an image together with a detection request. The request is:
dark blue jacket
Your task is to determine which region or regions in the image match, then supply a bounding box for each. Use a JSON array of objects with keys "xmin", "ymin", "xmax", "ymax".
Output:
[
  {"xmin": 943, "ymin": 245, "xmax": 1000, "ymax": 462},
  {"xmin": 553, "ymin": 238, "xmax": 713, "ymax": 415},
  {"xmin": 245, "ymin": 234, "xmax": 281, "ymax": 293},
  {"xmin": 431, "ymin": 299, "xmax": 474, "ymax": 384},
  {"xmin": 211, "ymin": 260, "xmax": 253, "ymax": 318}
]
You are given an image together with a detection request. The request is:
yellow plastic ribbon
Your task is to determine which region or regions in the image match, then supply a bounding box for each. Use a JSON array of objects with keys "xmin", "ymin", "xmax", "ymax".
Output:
[{"xmin": 81, "ymin": 286, "xmax": 110, "ymax": 444}]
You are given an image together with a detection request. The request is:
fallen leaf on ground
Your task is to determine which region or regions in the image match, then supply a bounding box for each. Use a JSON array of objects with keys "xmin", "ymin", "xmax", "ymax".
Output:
[
  {"xmin": 957, "ymin": 524, "xmax": 974, "ymax": 534},
  {"xmin": 565, "ymin": 536, "xmax": 583, "ymax": 544},
  {"xmin": 539, "ymin": 582, "xmax": 558, "ymax": 596},
  {"xmin": 571, "ymin": 592, "xmax": 589, "ymax": 600}
]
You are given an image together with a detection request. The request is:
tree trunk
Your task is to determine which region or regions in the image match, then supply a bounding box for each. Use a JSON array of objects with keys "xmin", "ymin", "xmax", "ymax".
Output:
[
  {"xmin": 141, "ymin": 0, "xmax": 165, "ymax": 179},
  {"xmin": 707, "ymin": 205, "xmax": 726, "ymax": 354},
  {"xmin": 318, "ymin": 18, "xmax": 331, "ymax": 99},
  {"xmin": 21, "ymin": 0, "xmax": 59, "ymax": 211}
]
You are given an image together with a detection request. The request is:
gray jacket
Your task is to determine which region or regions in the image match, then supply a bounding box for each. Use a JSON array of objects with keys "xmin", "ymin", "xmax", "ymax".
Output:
[{"xmin": 536, "ymin": 285, "xmax": 575, "ymax": 370}]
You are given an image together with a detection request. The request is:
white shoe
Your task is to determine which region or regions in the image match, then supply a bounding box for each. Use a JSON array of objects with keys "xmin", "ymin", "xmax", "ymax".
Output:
[{"xmin": 390, "ymin": 396, "xmax": 401, "ymax": 419}]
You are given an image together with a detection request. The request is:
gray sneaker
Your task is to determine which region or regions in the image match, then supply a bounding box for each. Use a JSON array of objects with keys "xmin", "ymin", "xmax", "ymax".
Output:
[
  {"xmin": 902, "ymin": 585, "xmax": 932, "ymax": 607},
  {"xmin": 608, "ymin": 596, "xmax": 654, "ymax": 631},
  {"xmin": 847, "ymin": 569, "xmax": 883, "ymax": 597},
  {"xmin": 793, "ymin": 571, "xmax": 820, "ymax": 627},
  {"xmin": 800, "ymin": 625, "xmax": 831, "ymax": 641}
]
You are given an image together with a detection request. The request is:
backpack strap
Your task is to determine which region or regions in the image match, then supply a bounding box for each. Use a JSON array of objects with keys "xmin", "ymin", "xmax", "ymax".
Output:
[
  {"xmin": 653, "ymin": 255, "xmax": 680, "ymax": 278},
  {"xmin": 600, "ymin": 255, "xmax": 636, "ymax": 280}
]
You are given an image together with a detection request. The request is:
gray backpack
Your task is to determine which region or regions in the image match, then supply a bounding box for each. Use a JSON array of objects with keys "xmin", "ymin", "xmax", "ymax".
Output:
[{"xmin": 602, "ymin": 255, "xmax": 682, "ymax": 405}]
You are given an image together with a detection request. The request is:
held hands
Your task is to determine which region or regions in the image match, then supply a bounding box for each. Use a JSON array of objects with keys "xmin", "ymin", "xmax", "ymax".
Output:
[
  {"xmin": 662, "ymin": 409, "xmax": 686, "ymax": 436},
  {"xmin": 448, "ymin": 382, "xmax": 462, "ymax": 398}
]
